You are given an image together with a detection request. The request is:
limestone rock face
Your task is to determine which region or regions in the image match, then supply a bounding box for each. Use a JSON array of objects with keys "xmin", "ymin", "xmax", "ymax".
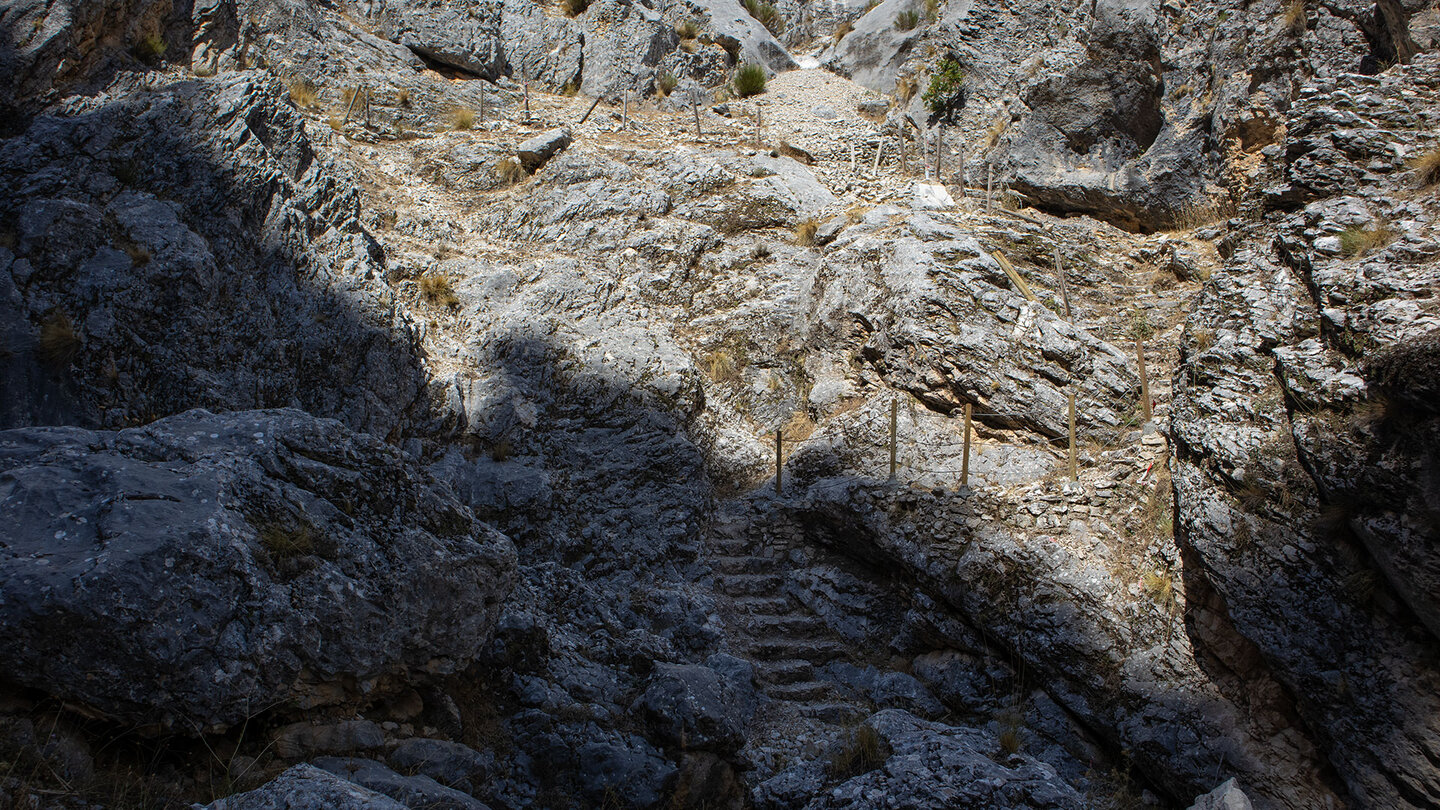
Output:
[
  {"xmin": 0, "ymin": 71, "xmax": 428, "ymax": 436},
  {"xmin": 0, "ymin": 408, "xmax": 516, "ymax": 731},
  {"xmin": 1171, "ymin": 54, "xmax": 1440, "ymax": 810}
]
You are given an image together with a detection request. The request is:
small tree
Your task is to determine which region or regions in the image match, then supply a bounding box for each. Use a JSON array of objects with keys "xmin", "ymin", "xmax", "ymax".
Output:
[{"xmin": 921, "ymin": 55, "xmax": 966, "ymax": 127}]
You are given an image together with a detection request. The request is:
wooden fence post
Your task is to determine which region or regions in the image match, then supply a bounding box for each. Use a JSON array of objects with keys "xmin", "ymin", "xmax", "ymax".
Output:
[
  {"xmin": 775, "ymin": 430, "xmax": 783, "ymax": 495},
  {"xmin": 1053, "ymin": 244, "xmax": 1072, "ymax": 321},
  {"xmin": 889, "ymin": 398, "xmax": 899, "ymax": 480},
  {"xmin": 961, "ymin": 402, "xmax": 972, "ymax": 489},
  {"xmin": 1136, "ymin": 339, "xmax": 1152, "ymax": 423},
  {"xmin": 1068, "ymin": 392, "xmax": 1078, "ymax": 482},
  {"xmin": 692, "ymin": 97, "xmax": 703, "ymax": 139},
  {"xmin": 578, "ymin": 94, "xmax": 603, "ymax": 125},
  {"xmin": 872, "ymin": 138, "xmax": 884, "ymax": 176},
  {"xmin": 523, "ymin": 69, "xmax": 531, "ymax": 124},
  {"xmin": 986, "ymin": 163, "xmax": 994, "ymax": 213},
  {"xmin": 479, "ymin": 86, "xmax": 485, "ymax": 125},
  {"xmin": 898, "ymin": 134, "xmax": 907, "ymax": 176}
]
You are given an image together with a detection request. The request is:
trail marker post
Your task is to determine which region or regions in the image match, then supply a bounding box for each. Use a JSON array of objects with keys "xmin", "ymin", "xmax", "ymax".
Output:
[
  {"xmin": 961, "ymin": 402, "xmax": 972, "ymax": 489},
  {"xmin": 1068, "ymin": 393, "xmax": 1078, "ymax": 482},
  {"xmin": 775, "ymin": 430, "xmax": 783, "ymax": 495},
  {"xmin": 889, "ymin": 398, "xmax": 899, "ymax": 480}
]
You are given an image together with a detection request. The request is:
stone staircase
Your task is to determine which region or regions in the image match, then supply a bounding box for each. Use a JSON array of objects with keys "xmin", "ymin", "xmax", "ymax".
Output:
[{"xmin": 706, "ymin": 505, "xmax": 878, "ymax": 774}]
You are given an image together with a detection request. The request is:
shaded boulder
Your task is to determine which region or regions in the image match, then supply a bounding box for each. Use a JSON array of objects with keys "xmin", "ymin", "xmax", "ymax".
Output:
[
  {"xmin": 0, "ymin": 408, "xmax": 516, "ymax": 731},
  {"xmin": 1187, "ymin": 779, "xmax": 1253, "ymax": 810},
  {"xmin": 633, "ymin": 656, "xmax": 756, "ymax": 754},
  {"xmin": 201, "ymin": 763, "xmax": 405, "ymax": 810},
  {"xmin": 312, "ymin": 757, "xmax": 491, "ymax": 810}
]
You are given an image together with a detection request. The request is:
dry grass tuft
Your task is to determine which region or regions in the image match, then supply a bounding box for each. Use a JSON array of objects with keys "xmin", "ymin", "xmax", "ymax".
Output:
[
  {"xmin": 420, "ymin": 275, "xmax": 461, "ymax": 308},
  {"xmin": 1338, "ymin": 223, "xmax": 1395, "ymax": 257},
  {"xmin": 795, "ymin": 217, "xmax": 820, "ymax": 246},
  {"xmin": 675, "ymin": 19, "xmax": 700, "ymax": 39},
  {"xmin": 743, "ymin": 0, "xmax": 786, "ymax": 34},
  {"xmin": 1409, "ymin": 147, "xmax": 1440, "ymax": 187},
  {"xmin": 834, "ymin": 20, "xmax": 853, "ymax": 41},
  {"xmin": 450, "ymin": 106, "xmax": 476, "ymax": 131},
  {"xmin": 895, "ymin": 74, "xmax": 918, "ymax": 103},
  {"xmin": 657, "ymin": 71, "xmax": 679, "ymax": 98},
  {"xmin": 1284, "ymin": 0, "xmax": 1307, "ymax": 34},
  {"xmin": 705, "ymin": 349, "xmax": 742, "ymax": 383},
  {"xmin": 38, "ymin": 310, "xmax": 81, "ymax": 367},
  {"xmin": 829, "ymin": 725, "xmax": 887, "ymax": 778},
  {"xmin": 495, "ymin": 157, "xmax": 527, "ymax": 187},
  {"xmin": 288, "ymin": 79, "xmax": 318, "ymax": 109},
  {"xmin": 258, "ymin": 522, "xmax": 315, "ymax": 560}
]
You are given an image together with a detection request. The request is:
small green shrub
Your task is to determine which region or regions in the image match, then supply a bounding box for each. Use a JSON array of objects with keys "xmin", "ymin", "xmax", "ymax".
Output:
[
  {"xmin": 742, "ymin": 0, "xmax": 786, "ymax": 34},
  {"xmin": 675, "ymin": 19, "xmax": 700, "ymax": 39},
  {"xmin": 921, "ymin": 55, "xmax": 966, "ymax": 125},
  {"xmin": 924, "ymin": 0, "xmax": 940, "ymax": 19},
  {"xmin": 657, "ymin": 71, "xmax": 679, "ymax": 98},
  {"xmin": 734, "ymin": 63, "xmax": 767, "ymax": 98},
  {"xmin": 895, "ymin": 10, "xmax": 921, "ymax": 30},
  {"xmin": 1127, "ymin": 311, "xmax": 1156, "ymax": 341},
  {"xmin": 132, "ymin": 31, "xmax": 166, "ymax": 63}
]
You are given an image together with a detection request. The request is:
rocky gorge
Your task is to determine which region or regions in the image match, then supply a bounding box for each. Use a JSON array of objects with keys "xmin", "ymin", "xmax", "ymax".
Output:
[{"xmin": 1, "ymin": 0, "xmax": 1438, "ymax": 807}]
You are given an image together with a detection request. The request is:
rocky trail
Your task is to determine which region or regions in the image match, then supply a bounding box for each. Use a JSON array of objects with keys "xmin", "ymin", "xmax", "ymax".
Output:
[{"xmin": 2, "ymin": 0, "xmax": 1439, "ymax": 808}]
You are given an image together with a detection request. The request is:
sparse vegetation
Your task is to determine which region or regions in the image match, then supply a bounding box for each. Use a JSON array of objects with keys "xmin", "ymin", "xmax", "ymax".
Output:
[
  {"xmin": 38, "ymin": 310, "xmax": 81, "ymax": 367},
  {"xmin": 327, "ymin": 114, "xmax": 344, "ymax": 132},
  {"xmin": 924, "ymin": 0, "xmax": 940, "ymax": 19},
  {"xmin": 450, "ymin": 106, "xmax": 476, "ymax": 130},
  {"xmin": 998, "ymin": 724, "xmax": 1023, "ymax": 755},
  {"xmin": 734, "ymin": 63, "xmax": 767, "ymax": 98},
  {"xmin": 1338, "ymin": 223, "xmax": 1395, "ymax": 257},
  {"xmin": 742, "ymin": 0, "xmax": 786, "ymax": 35},
  {"xmin": 795, "ymin": 217, "xmax": 820, "ymax": 246},
  {"xmin": 1127, "ymin": 310, "xmax": 1156, "ymax": 341},
  {"xmin": 834, "ymin": 20, "xmax": 853, "ymax": 41},
  {"xmin": 705, "ymin": 349, "xmax": 743, "ymax": 383},
  {"xmin": 895, "ymin": 74, "xmax": 918, "ymax": 102},
  {"xmin": 1142, "ymin": 570, "xmax": 1177, "ymax": 611},
  {"xmin": 563, "ymin": 0, "xmax": 591, "ymax": 16},
  {"xmin": 132, "ymin": 31, "xmax": 166, "ymax": 63},
  {"xmin": 288, "ymin": 79, "xmax": 319, "ymax": 109},
  {"xmin": 396, "ymin": 88, "xmax": 411, "ymax": 107},
  {"xmin": 1410, "ymin": 146, "xmax": 1440, "ymax": 187},
  {"xmin": 829, "ymin": 724, "xmax": 887, "ymax": 778},
  {"xmin": 675, "ymin": 19, "xmax": 700, "ymax": 39},
  {"xmin": 1284, "ymin": 0, "xmax": 1307, "ymax": 34},
  {"xmin": 419, "ymin": 274, "xmax": 461, "ymax": 308},
  {"xmin": 258, "ymin": 522, "xmax": 315, "ymax": 560},
  {"xmin": 657, "ymin": 71, "xmax": 679, "ymax": 98},
  {"xmin": 495, "ymin": 157, "xmax": 527, "ymax": 186},
  {"xmin": 895, "ymin": 10, "xmax": 921, "ymax": 30}
]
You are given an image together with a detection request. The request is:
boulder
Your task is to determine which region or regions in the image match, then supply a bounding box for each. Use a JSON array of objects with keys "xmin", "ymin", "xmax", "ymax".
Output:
[
  {"xmin": 387, "ymin": 738, "xmax": 493, "ymax": 794},
  {"xmin": 633, "ymin": 658, "xmax": 756, "ymax": 754},
  {"xmin": 517, "ymin": 128, "xmax": 574, "ymax": 172},
  {"xmin": 312, "ymin": 757, "xmax": 491, "ymax": 810},
  {"xmin": 1187, "ymin": 779, "xmax": 1253, "ymax": 810},
  {"xmin": 0, "ymin": 408, "xmax": 516, "ymax": 731},
  {"xmin": 820, "ymin": 0, "xmax": 925, "ymax": 93},
  {"xmin": 201, "ymin": 763, "xmax": 406, "ymax": 810}
]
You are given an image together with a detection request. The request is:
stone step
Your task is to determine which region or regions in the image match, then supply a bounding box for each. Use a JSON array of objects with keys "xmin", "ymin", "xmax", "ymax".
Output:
[
  {"xmin": 742, "ymin": 637, "xmax": 849, "ymax": 663},
  {"xmin": 710, "ymin": 555, "xmax": 780, "ymax": 576},
  {"xmin": 794, "ymin": 702, "xmax": 869, "ymax": 724},
  {"xmin": 766, "ymin": 680, "xmax": 845, "ymax": 702},
  {"xmin": 755, "ymin": 659, "xmax": 815, "ymax": 685},
  {"xmin": 715, "ymin": 573, "xmax": 786, "ymax": 597},
  {"xmin": 744, "ymin": 614, "xmax": 825, "ymax": 638},
  {"xmin": 728, "ymin": 595, "xmax": 795, "ymax": 614}
]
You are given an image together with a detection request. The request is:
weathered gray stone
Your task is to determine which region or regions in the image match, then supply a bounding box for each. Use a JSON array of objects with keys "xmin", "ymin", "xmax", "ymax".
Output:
[
  {"xmin": 0, "ymin": 409, "xmax": 516, "ymax": 731},
  {"xmin": 312, "ymin": 757, "xmax": 491, "ymax": 810},
  {"xmin": 202, "ymin": 763, "xmax": 406, "ymax": 810},
  {"xmin": 516, "ymin": 128, "xmax": 573, "ymax": 172},
  {"xmin": 1187, "ymin": 779, "xmax": 1254, "ymax": 810}
]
